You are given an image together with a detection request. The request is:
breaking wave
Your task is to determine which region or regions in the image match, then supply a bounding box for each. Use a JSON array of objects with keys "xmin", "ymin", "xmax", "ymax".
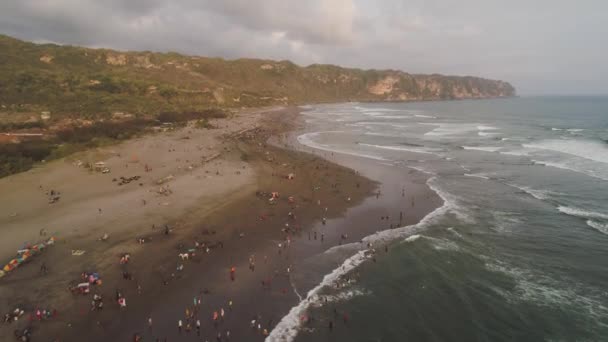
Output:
[
  {"xmin": 524, "ymin": 139, "xmax": 608, "ymax": 164},
  {"xmin": 359, "ymin": 143, "xmax": 443, "ymax": 156},
  {"xmin": 297, "ymin": 132, "xmax": 388, "ymax": 161},
  {"xmin": 557, "ymin": 206, "xmax": 608, "ymax": 220},
  {"xmin": 462, "ymin": 146, "xmax": 501, "ymax": 152},
  {"xmin": 586, "ymin": 220, "xmax": 608, "ymax": 235},
  {"xmin": 267, "ymin": 178, "xmax": 462, "ymax": 342}
]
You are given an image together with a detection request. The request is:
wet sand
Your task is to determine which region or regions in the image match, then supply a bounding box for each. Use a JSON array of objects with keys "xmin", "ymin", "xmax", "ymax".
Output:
[{"xmin": 0, "ymin": 107, "xmax": 440, "ymax": 342}]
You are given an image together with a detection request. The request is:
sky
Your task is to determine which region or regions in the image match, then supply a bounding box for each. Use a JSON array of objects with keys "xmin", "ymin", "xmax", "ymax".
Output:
[{"xmin": 1, "ymin": 0, "xmax": 607, "ymax": 95}]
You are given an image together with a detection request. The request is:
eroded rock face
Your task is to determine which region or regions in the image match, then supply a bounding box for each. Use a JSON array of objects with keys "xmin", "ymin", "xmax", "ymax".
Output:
[
  {"xmin": 260, "ymin": 64, "xmax": 274, "ymax": 70},
  {"xmin": 39, "ymin": 55, "xmax": 53, "ymax": 64},
  {"xmin": 368, "ymin": 76, "xmax": 400, "ymax": 95},
  {"xmin": 106, "ymin": 54, "xmax": 127, "ymax": 66}
]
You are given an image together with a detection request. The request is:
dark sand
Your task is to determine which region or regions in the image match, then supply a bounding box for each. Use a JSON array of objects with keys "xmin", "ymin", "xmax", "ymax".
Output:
[{"xmin": 0, "ymin": 107, "xmax": 440, "ymax": 342}]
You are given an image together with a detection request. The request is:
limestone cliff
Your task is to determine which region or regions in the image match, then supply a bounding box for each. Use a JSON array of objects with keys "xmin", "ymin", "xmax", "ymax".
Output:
[{"xmin": 0, "ymin": 34, "xmax": 515, "ymax": 117}]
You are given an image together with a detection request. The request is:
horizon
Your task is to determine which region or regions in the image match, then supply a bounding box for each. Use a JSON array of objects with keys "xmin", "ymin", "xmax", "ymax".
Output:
[{"xmin": 1, "ymin": 1, "xmax": 606, "ymax": 96}]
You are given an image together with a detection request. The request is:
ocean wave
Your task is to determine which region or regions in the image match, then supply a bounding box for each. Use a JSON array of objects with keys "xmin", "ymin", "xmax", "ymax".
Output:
[
  {"xmin": 486, "ymin": 261, "xmax": 608, "ymax": 326},
  {"xmin": 267, "ymin": 177, "xmax": 465, "ymax": 342},
  {"xmin": 507, "ymin": 184, "xmax": 556, "ymax": 200},
  {"xmin": 489, "ymin": 211, "xmax": 522, "ymax": 233},
  {"xmin": 462, "ymin": 146, "xmax": 501, "ymax": 152},
  {"xmin": 372, "ymin": 115, "xmax": 412, "ymax": 119},
  {"xmin": 355, "ymin": 106, "xmax": 402, "ymax": 113},
  {"xmin": 404, "ymin": 234, "xmax": 422, "ymax": 242},
  {"xmin": 424, "ymin": 123, "xmax": 479, "ymax": 137},
  {"xmin": 477, "ymin": 125, "xmax": 499, "ymax": 131},
  {"xmin": 524, "ymin": 139, "xmax": 608, "ymax": 164},
  {"xmin": 407, "ymin": 166, "xmax": 436, "ymax": 175},
  {"xmin": 464, "ymin": 173, "xmax": 490, "ymax": 180},
  {"xmin": 551, "ymin": 128, "xmax": 563, "ymax": 131},
  {"xmin": 415, "ymin": 114, "xmax": 437, "ymax": 119},
  {"xmin": 478, "ymin": 131, "xmax": 501, "ymax": 137},
  {"xmin": 557, "ymin": 206, "xmax": 608, "ymax": 220},
  {"xmin": 532, "ymin": 159, "xmax": 608, "ymax": 182},
  {"xmin": 500, "ymin": 150, "xmax": 530, "ymax": 157},
  {"xmin": 266, "ymin": 250, "xmax": 371, "ymax": 342},
  {"xmin": 359, "ymin": 143, "xmax": 443, "ymax": 156},
  {"xmin": 586, "ymin": 220, "xmax": 608, "ymax": 235},
  {"xmin": 447, "ymin": 227, "xmax": 464, "ymax": 239},
  {"xmin": 297, "ymin": 132, "xmax": 388, "ymax": 161}
]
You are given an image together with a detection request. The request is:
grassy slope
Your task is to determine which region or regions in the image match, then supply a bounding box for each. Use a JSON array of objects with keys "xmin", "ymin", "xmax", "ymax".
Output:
[{"xmin": 0, "ymin": 34, "xmax": 516, "ymax": 120}]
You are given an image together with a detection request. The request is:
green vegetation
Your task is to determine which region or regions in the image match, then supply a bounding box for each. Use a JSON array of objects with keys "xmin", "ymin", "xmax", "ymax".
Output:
[
  {"xmin": 0, "ymin": 34, "xmax": 515, "ymax": 121},
  {"xmin": 0, "ymin": 34, "xmax": 516, "ymax": 178}
]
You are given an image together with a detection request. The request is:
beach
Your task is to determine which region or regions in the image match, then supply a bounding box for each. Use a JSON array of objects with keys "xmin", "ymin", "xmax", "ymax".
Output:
[{"xmin": 0, "ymin": 106, "xmax": 440, "ymax": 342}]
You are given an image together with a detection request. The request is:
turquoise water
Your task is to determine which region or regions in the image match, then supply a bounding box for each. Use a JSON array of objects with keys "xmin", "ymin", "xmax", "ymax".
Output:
[{"xmin": 288, "ymin": 97, "xmax": 608, "ymax": 341}]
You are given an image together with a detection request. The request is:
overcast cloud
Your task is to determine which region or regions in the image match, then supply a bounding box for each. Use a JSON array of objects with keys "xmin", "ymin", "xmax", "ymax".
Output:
[{"xmin": 1, "ymin": 0, "xmax": 607, "ymax": 94}]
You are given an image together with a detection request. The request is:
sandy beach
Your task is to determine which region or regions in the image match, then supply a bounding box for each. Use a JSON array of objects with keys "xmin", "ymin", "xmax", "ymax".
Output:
[{"xmin": 0, "ymin": 106, "xmax": 440, "ymax": 342}]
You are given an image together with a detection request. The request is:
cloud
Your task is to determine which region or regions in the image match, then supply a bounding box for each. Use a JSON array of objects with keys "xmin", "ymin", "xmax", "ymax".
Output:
[{"xmin": 0, "ymin": 0, "xmax": 607, "ymax": 94}]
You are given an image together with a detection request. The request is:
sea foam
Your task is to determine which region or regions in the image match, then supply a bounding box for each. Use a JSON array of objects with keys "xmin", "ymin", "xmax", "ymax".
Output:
[
  {"xmin": 557, "ymin": 206, "xmax": 608, "ymax": 220},
  {"xmin": 267, "ymin": 178, "xmax": 459, "ymax": 342},
  {"xmin": 524, "ymin": 139, "xmax": 608, "ymax": 164}
]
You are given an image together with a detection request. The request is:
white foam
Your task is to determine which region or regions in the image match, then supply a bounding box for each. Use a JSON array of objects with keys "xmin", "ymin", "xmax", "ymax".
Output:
[
  {"xmin": 524, "ymin": 139, "xmax": 608, "ymax": 164},
  {"xmin": 567, "ymin": 128, "xmax": 584, "ymax": 133},
  {"xmin": 507, "ymin": 184, "xmax": 555, "ymax": 200},
  {"xmin": 424, "ymin": 123, "xmax": 478, "ymax": 137},
  {"xmin": 268, "ymin": 178, "xmax": 463, "ymax": 342},
  {"xmin": 297, "ymin": 132, "xmax": 388, "ymax": 162},
  {"xmin": 359, "ymin": 143, "xmax": 443, "ymax": 156},
  {"xmin": 477, "ymin": 125, "xmax": 498, "ymax": 131},
  {"xmin": 551, "ymin": 128, "xmax": 563, "ymax": 131},
  {"xmin": 311, "ymin": 288, "xmax": 371, "ymax": 307},
  {"xmin": 557, "ymin": 206, "xmax": 608, "ymax": 220},
  {"xmin": 462, "ymin": 146, "xmax": 501, "ymax": 152},
  {"xmin": 490, "ymin": 211, "xmax": 522, "ymax": 233},
  {"xmin": 415, "ymin": 114, "xmax": 437, "ymax": 119},
  {"xmin": 404, "ymin": 234, "xmax": 422, "ymax": 242},
  {"xmin": 447, "ymin": 227, "xmax": 464, "ymax": 239},
  {"xmin": 500, "ymin": 150, "xmax": 530, "ymax": 157},
  {"xmin": 532, "ymin": 159, "xmax": 608, "ymax": 182},
  {"xmin": 486, "ymin": 261, "xmax": 608, "ymax": 324},
  {"xmin": 355, "ymin": 106, "xmax": 402, "ymax": 113},
  {"xmin": 408, "ymin": 166, "xmax": 436, "ymax": 175},
  {"xmin": 478, "ymin": 131, "xmax": 501, "ymax": 137},
  {"xmin": 266, "ymin": 250, "xmax": 370, "ymax": 342},
  {"xmin": 372, "ymin": 115, "xmax": 411, "ymax": 119},
  {"xmin": 586, "ymin": 220, "xmax": 608, "ymax": 235},
  {"xmin": 464, "ymin": 173, "xmax": 490, "ymax": 180}
]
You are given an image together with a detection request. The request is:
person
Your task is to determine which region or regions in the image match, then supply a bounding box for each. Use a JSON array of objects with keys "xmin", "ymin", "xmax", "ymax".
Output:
[
  {"xmin": 148, "ymin": 317, "xmax": 152, "ymax": 330},
  {"xmin": 40, "ymin": 262, "xmax": 48, "ymax": 275},
  {"xmin": 178, "ymin": 319, "xmax": 183, "ymax": 334},
  {"xmin": 230, "ymin": 266, "xmax": 235, "ymax": 281},
  {"xmin": 196, "ymin": 319, "xmax": 201, "ymax": 336},
  {"xmin": 329, "ymin": 320, "xmax": 334, "ymax": 331}
]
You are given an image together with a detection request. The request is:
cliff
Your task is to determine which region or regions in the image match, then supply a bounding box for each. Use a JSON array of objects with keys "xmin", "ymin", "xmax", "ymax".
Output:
[{"xmin": 0, "ymin": 34, "xmax": 515, "ymax": 118}]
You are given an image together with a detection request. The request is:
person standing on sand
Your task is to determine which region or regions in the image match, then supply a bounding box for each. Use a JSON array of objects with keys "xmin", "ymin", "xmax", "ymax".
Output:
[
  {"xmin": 196, "ymin": 319, "xmax": 201, "ymax": 336},
  {"xmin": 178, "ymin": 319, "xmax": 182, "ymax": 334},
  {"xmin": 147, "ymin": 317, "xmax": 152, "ymax": 330},
  {"xmin": 230, "ymin": 266, "xmax": 236, "ymax": 281}
]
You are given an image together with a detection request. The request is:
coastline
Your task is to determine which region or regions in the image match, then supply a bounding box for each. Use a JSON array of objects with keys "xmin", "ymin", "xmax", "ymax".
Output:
[{"xmin": 0, "ymin": 105, "xmax": 441, "ymax": 342}]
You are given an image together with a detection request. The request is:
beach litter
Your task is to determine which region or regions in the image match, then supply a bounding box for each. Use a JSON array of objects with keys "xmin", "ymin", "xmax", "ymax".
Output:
[{"xmin": 71, "ymin": 250, "xmax": 86, "ymax": 256}]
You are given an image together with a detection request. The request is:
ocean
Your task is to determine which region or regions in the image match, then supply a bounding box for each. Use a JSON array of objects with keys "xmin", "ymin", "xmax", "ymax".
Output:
[{"xmin": 272, "ymin": 97, "xmax": 608, "ymax": 341}]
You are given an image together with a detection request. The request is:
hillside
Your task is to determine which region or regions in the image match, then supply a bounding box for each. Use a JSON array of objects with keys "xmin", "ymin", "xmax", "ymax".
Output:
[{"xmin": 0, "ymin": 34, "xmax": 515, "ymax": 120}]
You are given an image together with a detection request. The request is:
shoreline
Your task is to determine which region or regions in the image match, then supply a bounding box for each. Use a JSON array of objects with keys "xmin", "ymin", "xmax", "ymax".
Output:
[{"xmin": 0, "ymin": 105, "xmax": 441, "ymax": 342}]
